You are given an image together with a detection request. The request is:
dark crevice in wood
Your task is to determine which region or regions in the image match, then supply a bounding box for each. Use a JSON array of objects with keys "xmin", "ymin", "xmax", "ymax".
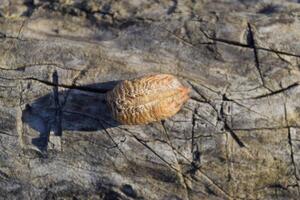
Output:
[
  {"xmin": 24, "ymin": 77, "xmax": 110, "ymax": 94},
  {"xmin": 220, "ymin": 96, "xmax": 246, "ymax": 148},
  {"xmin": 251, "ymin": 83, "xmax": 299, "ymax": 99},
  {"xmin": 199, "ymin": 26, "xmax": 300, "ymax": 58},
  {"xmin": 52, "ymin": 71, "xmax": 62, "ymax": 136},
  {"xmin": 247, "ymin": 23, "xmax": 272, "ymax": 92}
]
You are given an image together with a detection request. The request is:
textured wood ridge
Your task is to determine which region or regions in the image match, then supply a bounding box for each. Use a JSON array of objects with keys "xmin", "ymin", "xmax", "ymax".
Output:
[{"xmin": 106, "ymin": 74, "xmax": 190, "ymax": 125}]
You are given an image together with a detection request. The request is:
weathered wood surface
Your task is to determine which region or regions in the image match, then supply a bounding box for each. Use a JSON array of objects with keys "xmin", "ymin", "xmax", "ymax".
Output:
[{"xmin": 1, "ymin": 0, "xmax": 300, "ymax": 199}]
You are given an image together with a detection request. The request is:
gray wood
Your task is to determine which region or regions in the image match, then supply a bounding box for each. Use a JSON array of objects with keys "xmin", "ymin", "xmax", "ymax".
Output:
[{"xmin": 1, "ymin": 0, "xmax": 300, "ymax": 199}]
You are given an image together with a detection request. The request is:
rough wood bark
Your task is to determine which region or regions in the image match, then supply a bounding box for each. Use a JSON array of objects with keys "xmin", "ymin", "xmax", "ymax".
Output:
[{"xmin": 1, "ymin": 0, "xmax": 300, "ymax": 199}]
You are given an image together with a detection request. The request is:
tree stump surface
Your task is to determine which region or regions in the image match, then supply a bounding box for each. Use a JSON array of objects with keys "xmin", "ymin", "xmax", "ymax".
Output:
[{"xmin": 1, "ymin": 0, "xmax": 300, "ymax": 199}]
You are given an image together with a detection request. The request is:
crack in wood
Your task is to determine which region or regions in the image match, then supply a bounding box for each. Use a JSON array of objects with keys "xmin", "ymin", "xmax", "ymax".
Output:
[
  {"xmin": 251, "ymin": 83, "xmax": 299, "ymax": 99},
  {"xmin": 198, "ymin": 26, "xmax": 300, "ymax": 58},
  {"xmin": 191, "ymin": 108, "xmax": 197, "ymax": 154},
  {"xmin": 247, "ymin": 23, "xmax": 272, "ymax": 92},
  {"xmin": 287, "ymin": 127, "xmax": 300, "ymax": 194},
  {"xmin": 52, "ymin": 71, "xmax": 62, "ymax": 136},
  {"xmin": 232, "ymin": 126, "xmax": 300, "ymax": 131},
  {"xmin": 24, "ymin": 77, "xmax": 110, "ymax": 93}
]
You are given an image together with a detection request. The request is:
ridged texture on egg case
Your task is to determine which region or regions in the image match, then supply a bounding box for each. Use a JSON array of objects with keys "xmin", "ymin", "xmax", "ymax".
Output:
[{"xmin": 106, "ymin": 74, "xmax": 190, "ymax": 125}]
